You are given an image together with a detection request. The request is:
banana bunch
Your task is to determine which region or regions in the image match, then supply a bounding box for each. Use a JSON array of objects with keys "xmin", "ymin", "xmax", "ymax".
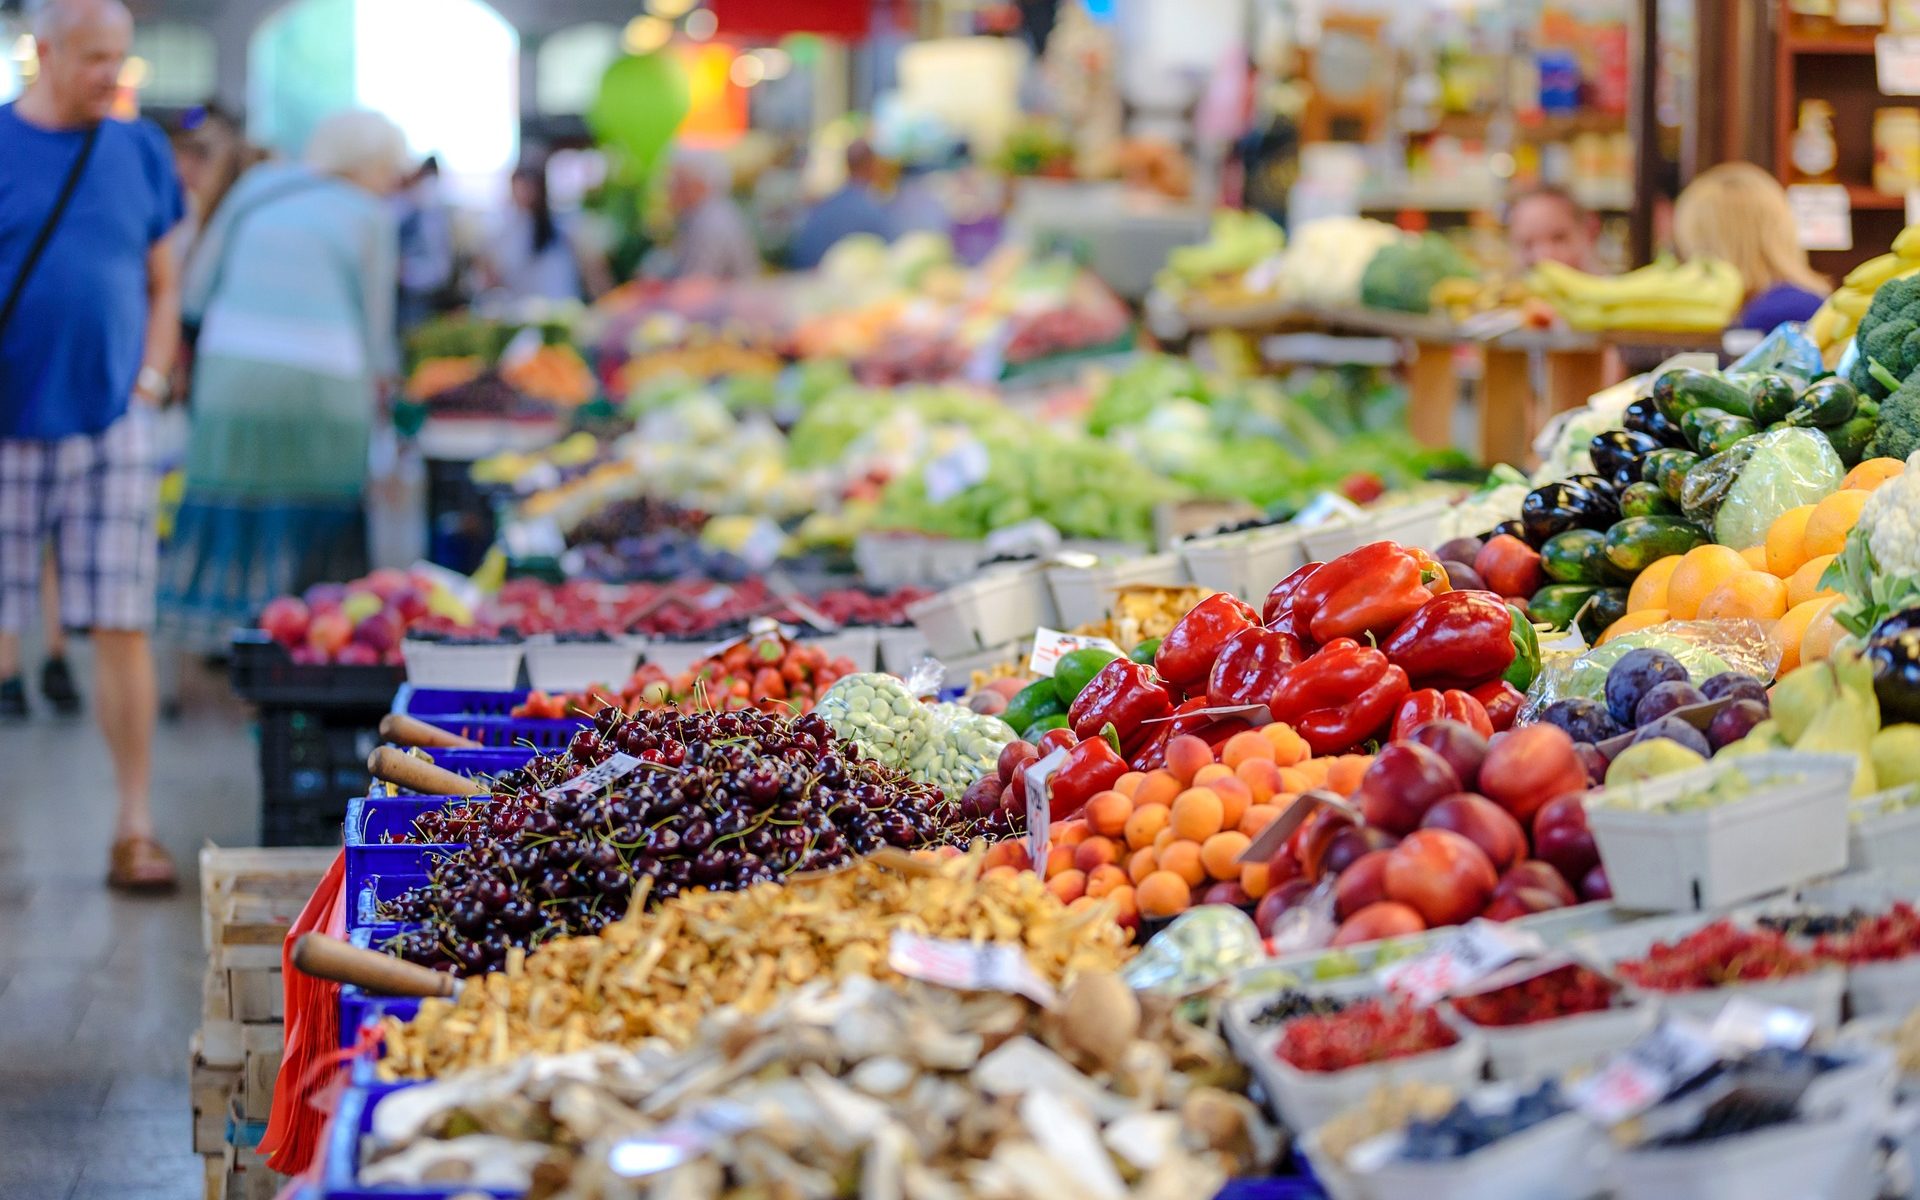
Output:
[
  {"xmin": 1527, "ymin": 257, "xmax": 1743, "ymax": 332},
  {"xmin": 1808, "ymin": 224, "xmax": 1920, "ymax": 351}
]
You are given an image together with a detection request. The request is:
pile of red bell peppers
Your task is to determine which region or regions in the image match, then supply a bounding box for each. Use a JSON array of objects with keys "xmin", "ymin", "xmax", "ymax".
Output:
[{"xmin": 1054, "ymin": 541, "xmax": 1541, "ymax": 772}]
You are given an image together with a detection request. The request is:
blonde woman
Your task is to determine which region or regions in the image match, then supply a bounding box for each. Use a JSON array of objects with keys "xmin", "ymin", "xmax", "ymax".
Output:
[{"xmin": 1673, "ymin": 162, "xmax": 1829, "ymax": 332}]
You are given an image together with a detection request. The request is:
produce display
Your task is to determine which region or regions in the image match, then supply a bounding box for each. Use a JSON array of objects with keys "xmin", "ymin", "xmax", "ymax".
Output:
[
  {"xmin": 1526, "ymin": 257, "xmax": 1742, "ymax": 332},
  {"xmin": 1613, "ymin": 921, "xmax": 1818, "ymax": 991},
  {"xmin": 1808, "ymin": 225, "xmax": 1920, "ymax": 352},
  {"xmin": 256, "ymin": 568, "xmax": 472, "ymax": 665},
  {"xmin": 1449, "ymin": 962, "xmax": 1624, "ymax": 1027},
  {"xmin": 1275, "ymin": 997, "xmax": 1459, "ymax": 1072},
  {"xmin": 509, "ymin": 631, "xmax": 860, "ymax": 718}
]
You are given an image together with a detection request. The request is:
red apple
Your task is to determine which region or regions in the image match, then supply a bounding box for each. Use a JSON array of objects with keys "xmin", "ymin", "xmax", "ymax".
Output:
[
  {"xmin": 1355, "ymin": 743, "xmax": 1461, "ymax": 835},
  {"xmin": 306, "ymin": 610, "xmax": 353, "ymax": 657},
  {"xmin": 1383, "ymin": 828, "xmax": 1498, "ymax": 928},
  {"xmin": 336, "ymin": 642, "xmax": 380, "ymax": 666},
  {"xmin": 1495, "ymin": 860, "xmax": 1578, "ymax": 907},
  {"xmin": 363, "ymin": 567, "xmax": 411, "ymax": 599},
  {"xmin": 1479, "ymin": 726, "xmax": 1587, "ymax": 824},
  {"xmin": 353, "ymin": 610, "xmax": 404, "ymax": 655},
  {"xmin": 1403, "ymin": 720, "xmax": 1489, "ymax": 791},
  {"xmin": 1334, "ymin": 849, "xmax": 1393, "ymax": 920},
  {"xmin": 1531, "ymin": 794, "xmax": 1601, "ymax": 885},
  {"xmin": 1202, "ymin": 880, "xmax": 1251, "ymax": 907},
  {"xmin": 1253, "ymin": 880, "xmax": 1316, "ymax": 937},
  {"xmin": 1483, "ymin": 887, "xmax": 1568, "ymax": 921},
  {"xmin": 1421, "ymin": 793, "xmax": 1526, "ymax": 872},
  {"xmin": 1332, "ymin": 902, "xmax": 1427, "ymax": 947},
  {"xmin": 390, "ymin": 586, "xmax": 430, "ymax": 622},
  {"xmin": 259, "ymin": 596, "xmax": 310, "ymax": 649},
  {"xmin": 1580, "ymin": 863, "xmax": 1612, "ymax": 902},
  {"xmin": 1320, "ymin": 825, "xmax": 1398, "ymax": 880}
]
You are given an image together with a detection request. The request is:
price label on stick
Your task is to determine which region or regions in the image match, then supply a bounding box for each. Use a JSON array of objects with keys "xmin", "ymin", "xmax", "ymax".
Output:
[
  {"xmin": 1027, "ymin": 627, "xmax": 1123, "ymax": 677},
  {"xmin": 546, "ymin": 752, "xmax": 643, "ymax": 799},
  {"xmin": 1880, "ymin": 34, "xmax": 1920, "ymax": 93},
  {"xmin": 1239, "ymin": 789, "xmax": 1360, "ymax": 864},
  {"xmin": 1024, "ymin": 747, "xmax": 1069, "ymax": 873},
  {"xmin": 1377, "ymin": 920, "xmax": 1546, "ymax": 1005},
  {"xmin": 1570, "ymin": 1016, "xmax": 1720, "ymax": 1125},
  {"xmin": 888, "ymin": 930, "xmax": 1058, "ymax": 1005},
  {"xmin": 923, "ymin": 439, "xmax": 991, "ymax": 503}
]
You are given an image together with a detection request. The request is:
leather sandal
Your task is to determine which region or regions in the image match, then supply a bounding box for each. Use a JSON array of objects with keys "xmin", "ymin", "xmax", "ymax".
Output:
[{"xmin": 108, "ymin": 837, "xmax": 178, "ymax": 892}]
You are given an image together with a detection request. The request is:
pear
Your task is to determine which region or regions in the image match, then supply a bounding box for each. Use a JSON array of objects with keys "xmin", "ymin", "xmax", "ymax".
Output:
[
  {"xmin": 1872, "ymin": 725, "xmax": 1920, "ymax": 791},
  {"xmin": 1606, "ymin": 738, "xmax": 1708, "ymax": 786},
  {"xmin": 1772, "ymin": 661, "xmax": 1842, "ymax": 745},
  {"xmin": 1792, "ymin": 671, "xmax": 1882, "ymax": 797}
]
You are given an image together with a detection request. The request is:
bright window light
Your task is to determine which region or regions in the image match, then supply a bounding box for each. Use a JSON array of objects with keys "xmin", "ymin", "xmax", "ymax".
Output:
[{"xmin": 356, "ymin": 0, "xmax": 518, "ymax": 176}]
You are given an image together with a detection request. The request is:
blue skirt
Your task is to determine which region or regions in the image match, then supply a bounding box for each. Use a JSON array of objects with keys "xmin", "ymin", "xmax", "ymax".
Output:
[{"xmin": 157, "ymin": 498, "xmax": 367, "ymax": 653}]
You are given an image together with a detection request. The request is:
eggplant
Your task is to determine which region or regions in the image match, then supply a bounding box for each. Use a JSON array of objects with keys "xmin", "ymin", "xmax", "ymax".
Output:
[
  {"xmin": 1478, "ymin": 520, "xmax": 1528, "ymax": 544},
  {"xmin": 1623, "ymin": 397, "xmax": 1689, "ymax": 448},
  {"xmin": 1589, "ymin": 429, "xmax": 1664, "ymax": 479},
  {"xmin": 1867, "ymin": 607, "xmax": 1920, "ymax": 725},
  {"xmin": 1608, "ymin": 460, "xmax": 1643, "ymax": 493},
  {"xmin": 1521, "ymin": 480, "xmax": 1617, "ymax": 546},
  {"xmin": 1565, "ymin": 475, "xmax": 1625, "ymax": 522}
]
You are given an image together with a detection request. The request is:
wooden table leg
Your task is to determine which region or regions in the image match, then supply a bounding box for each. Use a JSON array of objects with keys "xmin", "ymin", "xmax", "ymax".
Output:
[
  {"xmin": 1480, "ymin": 346, "xmax": 1534, "ymax": 468},
  {"xmin": 1538, "ymin": 348, "xmax": 1609, "ymax": 445},
  {"xmin": 1404, "ymin": 340, "xmax": 1455, "ymax": 450}
]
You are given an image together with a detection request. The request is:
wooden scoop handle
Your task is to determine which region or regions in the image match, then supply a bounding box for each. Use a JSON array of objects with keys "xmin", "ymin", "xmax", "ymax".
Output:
[
  {"xmin": 292, "ymin": 932, "xmax": 460, "ymax": 998},
  {"xmin": 378, "ymin": 713, "xmax": 481, "ymax": 749},
  {"xmin": 367, "ymin": 746, "xmax": 487, "ymax": 797}
]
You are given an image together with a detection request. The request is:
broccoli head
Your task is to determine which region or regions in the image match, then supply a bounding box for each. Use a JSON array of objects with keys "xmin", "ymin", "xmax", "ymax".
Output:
[
  {"xmin": 1868, "ymin": 373, "xmax": 1920, "ymax": 463},
  {"xmin": 1854, "ymin": 276, "xmax": 1920, "ymax": 398}
]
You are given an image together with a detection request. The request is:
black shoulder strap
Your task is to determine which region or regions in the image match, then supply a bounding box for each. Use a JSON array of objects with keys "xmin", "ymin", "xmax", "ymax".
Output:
[{"xmin": 0, "ymin": 122, "xmax": 101, "ymax": 338}]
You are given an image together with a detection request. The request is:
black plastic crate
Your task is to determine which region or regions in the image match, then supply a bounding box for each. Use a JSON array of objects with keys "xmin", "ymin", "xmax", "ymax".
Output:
[
  {"xmin": 230, "ymin": 631, "xmax": 407, "ymax": 708},
  {"xmin": 257, "ymin": 706, "xmax": 385, "ymax": 847}
]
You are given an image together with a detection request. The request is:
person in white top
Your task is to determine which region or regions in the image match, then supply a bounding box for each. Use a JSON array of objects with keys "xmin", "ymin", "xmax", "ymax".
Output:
[{"xmin": 482, "ymin": 164, "xmax": 610, "ymax": 302}]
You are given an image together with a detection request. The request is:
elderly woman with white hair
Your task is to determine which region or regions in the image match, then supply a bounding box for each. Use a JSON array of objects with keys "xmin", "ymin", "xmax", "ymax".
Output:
[
  {"xmin": 663, "ymin": 148, "xmax": 761, "ymax": 281},
  {"xmin": 157, "ymin": 109, "xmax": 407, "ymax": 651}
]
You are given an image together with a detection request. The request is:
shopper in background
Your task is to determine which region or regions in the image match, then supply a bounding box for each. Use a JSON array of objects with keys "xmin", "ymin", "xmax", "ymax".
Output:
[
  {"xmin": 158, "ymin": 111, "xmax": 405, "ymax": 665},
  {"xmin": 789, "ymin": 138, "xmax": 894, "ymax": 269},
  {"xmin": 661, "ymin": 149, "xmax": 760, "ymax": 281},
  {"xmin": 481, "ymin": 165, "xmax": 611, "ymax": 303},
  {"xmin": 1675, "ymin": 161, "xmax": 1829, "ymax": 332},
  {"xmin": 1507, "ymin": 185, "xmax": 1600, "ymax": 273},
  {"xmin": 393, "ymin": 155, "xmax": 457, "ymax": 331},
  {"xmin": 889, "ymin": 155, "xmax": 952, "ymax": 239},
  {"xmin": 170, "ymin": 103, "xmax": 255, "ymax": 266},
  {"xmin": 0, "ymin": 0, "xmax": 185, "ymax": 887}
]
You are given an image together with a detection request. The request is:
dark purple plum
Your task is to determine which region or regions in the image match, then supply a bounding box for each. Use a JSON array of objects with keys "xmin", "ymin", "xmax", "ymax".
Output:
[
  {"xmin": 1604, "ymin": 648, "xmax": 1690, "ymax": 725},
  {"xmin": 1634, "ymin": 680, "xmax": 1706, "ymax": 727},
  {"xmin": 1435, "ymin": 536, "xmax": 1486, "ymax": 566},
  {"xmin": 1699, "ymin": 672, "xmax": 1769, "ymax": 707},
  {"xmin": 1707, "ymin": 699, "xmax": 1770, "ymax": 750},
  {"xmin": 1630, "ymin": 715, "xmax": 1712, "ymax": 758},
  {"xmin": 1540, "ymin": 697, "xmax": 1622, "ymax": 745},
  {"xmin": 1440, "ymin": 561, "xmax": 1486, "ymax": 592}
]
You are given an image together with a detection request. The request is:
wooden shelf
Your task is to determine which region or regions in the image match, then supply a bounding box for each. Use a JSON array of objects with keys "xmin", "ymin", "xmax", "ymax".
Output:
[
  {"xmin": 1847, "ymin": 184, "xmax": 1909, "ymax": 210},
  {"xmin": 1786, "ymin": 34, "xmax": 1880, "ymax": 55}
]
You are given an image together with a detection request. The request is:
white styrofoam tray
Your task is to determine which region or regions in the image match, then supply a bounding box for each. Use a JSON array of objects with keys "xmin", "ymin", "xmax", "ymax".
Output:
[
  {"xmin": 521, "ymin": 639, "xmax": 640, "ymax": 692},
  {"xmin": 1179, "ymin": 526, "xmax": 1306, "ymax": 602},
  {"xmin": 637, "ymin": 638, "xmax": 709, "ymax": 677},
  {"xmin": 1847, "ymin": 786, "xmax": 1920, "ymax": 873},
  {"xmin": 877, "ymin": 626, "xmax": 932, "ymax": 674},
  {"xmin": 1445, "ymin": 1000, "xmax": 1657, "ymax": 1083},
  {"xmin": 1355, "ymin": 1111, "xmax": 1611, "ymax": 1200},
  {"xmin": 1253, "ymin": 1034, "xmax": 1486, "ymax": 1136},
  {"xmin": 906, "ymin": 564, "xmax": 1053, "ymax": 658},
  {"xmin": 400, "ymin": 640, "xmax": 522, "ymax": 691},
  {"xmin": 1583, "ymin": 751, "xmax": 1856, "ymax": 912},
  {"xmin": 1607, "ymin": 1104, "xmax": 1878, "ymax": 1200},
  {"xmin": 1044, "ymin": 553, "xmax": 1188, "ymax": 627}
]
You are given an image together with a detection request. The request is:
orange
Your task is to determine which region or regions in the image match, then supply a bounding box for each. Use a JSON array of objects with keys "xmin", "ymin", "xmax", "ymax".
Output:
[
  {"xmin": 1200, "ymin": 831, "xmax": 1253, "ymax": 880},
  {"xmin": 1136, "ymin": 870, "xmax": 1192, "ymax": 919},
  {"xmin": 1666, "ymin": 545, "xmax": 1752, "ymax": 620},
  {"xmin": 1800, "ymin": 596, "xmax": 1850, "ymax": 664},
  {"xmin": 1787, "ymin": 553, "xmax": 1840, "ymax": 608},
  {"xmin": 1164, "ymin": 735, "xmax": 1214, "ymax": 784},
  {"xmin": 1598, "ymin": 609, "xmax": 1669, "ymax": 644},
  {"xmin": 1123, "ymin": 803, "xmax": 1170, "ymax": 850},
  {"xmin": 1803, "ymin": 490, "xmax": 1869, "ymax": 558},
  {"xmin": 1843, "ymin": 457, "xmax": 1906, "ymax": 491},
  {"xmin": 1132, "ymin": 770, "xmax": 1181, "ymax": 810},
  {"xmin": 1240, "ymin": 860, "xmax": 1273, "ymax": 900},
  {"xmin": 1169, "ymin": 787, "xmax": 1226, "ymax": 841},
  {"xmin": 1236, "ymin": 757, "xmax": 1283, "ymax": 802},
  {"xmin": 1084, "ymin": 790, "xmax": 1133, "ymax": 838},
  {"xmin": 1193, "ymin": 763, "xmax": 1236, "ymax": 789},
  {"xmin": 1046, "ymin": 869, "xmax": 1087, "ymax": 904},
  {"xmin": 1222, "ymin": 730, "xmax": 1276, "ymax": 768},
  {"xmin": 1764, "ymin": 505, "xmax": 1816, "ymax": 576},
  {"xmin": 1239, "ymin": 802, "xmax": 1282, "ymax": 838},
  {"xmin": 1260, "ymin": 722, "xmax": 1310, "ymax": 766},
  {"xmin": 1157, "ymin": 841, "xmax": 1208, "ymax": 887},
  {"xmin": 1628, "ymin": 555, "xmax": 1683, "ymax": 613},
  {"xmin": 1696, "ymin": 572, "xmax": 1789, "ymax": 623},
  {"xmin": 1771, "ymin": 595, "xmax": 1840, "ymax": 673},
  {"xmin": 1740, "ymin": 545, "xmax": 1769, "ymax": 572},
  {"xmin": 1127, "ymin": 846, "xmax": 1159, "ymax": 885},
  {"xmin": 1085, "ymin": 863, "xmax": 1128, "ymax": 899},
  {"xmin": 1074, "ymin": 836, "xmax": 1122, "ymax": 873}
]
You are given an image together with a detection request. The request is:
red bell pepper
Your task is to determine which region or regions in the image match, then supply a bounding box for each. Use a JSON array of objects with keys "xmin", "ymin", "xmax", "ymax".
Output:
[
  {"xmin": 1389, "ymin": 688, "xmax": 1494, "ymax": 741},
  {"xmin": 1379, "ymin": 590, "xmax": 1518, "ymax": 691},
  {"xmin": 1047, "ymin": 729, "xmax": 1127, "ymax": 820},
  {"xmin": 1469, "ymin": 680, "xmax": 1526, "ymax": 732},
  {"xmin": 1290, "ymin": 542, "xmax": 1436, "ymax": 644},
  {"xmin": 1262, "ymin": 562, "xmax": 1323, "ymax": 626},
  {"xmin": 1154, "ymin": 592, "xmax": 1260, "ymax": 690},
  {"xmin": 1411, "ymin": 547, "xmax": 1453, "ymax": 596},
  {"xmin": 1206, "ymin": 626, "xmax": 1303, "ymax": 709},
  {"xmin": 1069, "ymin": 657, "xmax": 1173, "ymax": 756},
  {"xmin": 1268, "ymin": 638, "xmax": 1411, "ymax": 756}
]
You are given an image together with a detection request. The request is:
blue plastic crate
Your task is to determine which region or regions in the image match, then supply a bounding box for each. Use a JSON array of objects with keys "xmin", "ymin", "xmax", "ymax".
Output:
[
  {"xmin": 416, "ymin": 747, "xmax": 539, "ymax": 777},
  {"xmin": 350, "ymin": 868, "xmax": 433, "ymax": 929},
  {"xmin": 319, "ymin": 1083, "xmax": 517, "ymax": 1200},
  {"xmin": 344, "ymin": 794, "xmax": 471, "ymax": 907},
  {"xmin": 393, "ymin": 685, "xmax": 525, "ymax": 718},
  {"xmin": 392, "ymin": 684, "xmax": 588, "ymax": 748},
  {"xmin": 338, "ymin": 925, "xmax": 425, "ymax": 1048}
]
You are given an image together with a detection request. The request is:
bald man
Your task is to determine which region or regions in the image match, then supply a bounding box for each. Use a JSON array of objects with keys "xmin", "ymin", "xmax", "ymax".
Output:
[{"xmin": 1, "ymin": 0, "xmax": 185, "ymax": 888}]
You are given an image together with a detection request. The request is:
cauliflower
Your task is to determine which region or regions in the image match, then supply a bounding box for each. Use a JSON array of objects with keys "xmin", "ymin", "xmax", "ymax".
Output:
[
  {"xmin": 1863, "ymin": 452, "xmax": 1920, "ymax": 575},
  {"xmin": 1828, "ymin": 451, "xmax": 1920, "ymax": 638}
]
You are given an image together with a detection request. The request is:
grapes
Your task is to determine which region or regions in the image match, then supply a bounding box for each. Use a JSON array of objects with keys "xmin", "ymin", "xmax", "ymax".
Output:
[{"xmin": 1604, "ymin": 647, "xmax": 1690, "ymax": 726}]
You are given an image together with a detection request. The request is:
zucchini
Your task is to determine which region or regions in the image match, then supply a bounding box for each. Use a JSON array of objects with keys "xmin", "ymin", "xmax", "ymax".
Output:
[
  {"xmin": 1679, "ymin": 407, "xmax": 1756, "ymax": 455},
  {"xmin": 1541, "ymin": 528, "xmax": 1610, "ymax": 584},
  {"xmin": 1574, "ymin": 587, "xmax": 1631, "ymax": 645},
  {"xmin": 1785, "ymin": 378, "xmax": 1858, "ymax": 429},
  {"xmin": 1823, "ymin": 415, "xmax": 1877, "ymax": 467},
  {"xmin": 1640, "ymin": 447, "xmax": 1701, "ymax": 504},
  {"xmin": 1528, "ymin": 583, "xmax": 1604, "ymax": 632},
  {"xmin": 1653, "ymin": 367, "xmax": 1753, "ymax": 421},
  {"xmin": 1618, "ymin": 481, "xmax": 1677, "ymax": 518},
  {"xmin": 1745, "ymin": 373, "xmax": 1798, "ymax": 427},
  {"xmin": 1603, "ymin": 515, "xmax": 1711, "ymax": 574}
]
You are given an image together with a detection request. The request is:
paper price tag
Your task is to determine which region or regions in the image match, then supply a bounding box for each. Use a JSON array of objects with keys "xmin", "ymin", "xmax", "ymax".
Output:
[
  {"xmin": 1239, "ymin": 789, "xmax": 1360, "ymax": 864},
  {"xmin": 500, "ymin": 325, "xmax": 543, "ymax": 367},
  {"xmin": 1027, "ymin": 627, "xmax": 1124, "ymax": 677},
  {"xmin": 1787, "ymin": 184, "xmax": 1853, "ymax": 252},
  {"xmin": 1377, "ymin": 920, "xmax": 1545, "ymax": 1005},
  {"xmin": 1570, "ymin": 1017, "xmax": 1720, "ymax": 1125},
  {"xmin": 547, "ymin": 752, "xmax": 643, "ymax": 798},
  {"xmin": 924, "ymin": 439, "xmax": 992, "ymax": 503},
  {"xmin": 1024, "ymin": 747, "xmax": 1069, "ymax": 872},
  {"xmin": 889, "ymin": 930, "xmax": 1059, "ymax": 1006},
  {"xmin": 500, "ymin": 518, "xmax": 566, "ymax": 560}
]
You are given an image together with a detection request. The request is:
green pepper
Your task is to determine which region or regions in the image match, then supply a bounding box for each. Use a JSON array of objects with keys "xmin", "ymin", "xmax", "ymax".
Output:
[
  {"xmin": 1505, "ymin": 604, "xmax": 1541, "ymax": 691},
  {"xmin": 1129, "ymin": 637, "xmax": 1161, "ymax": 665}
]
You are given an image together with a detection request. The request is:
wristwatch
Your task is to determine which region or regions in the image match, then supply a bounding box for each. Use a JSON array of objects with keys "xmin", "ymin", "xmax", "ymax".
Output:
[{"xmin": 136, "ymin": 365, "xmax": 169, "ymax": 403}]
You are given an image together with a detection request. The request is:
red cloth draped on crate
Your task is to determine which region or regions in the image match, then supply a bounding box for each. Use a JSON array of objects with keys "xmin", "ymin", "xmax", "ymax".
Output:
[{"xmin": 258, "ymin": 851, "xmax": 346, "ymax": 1176}]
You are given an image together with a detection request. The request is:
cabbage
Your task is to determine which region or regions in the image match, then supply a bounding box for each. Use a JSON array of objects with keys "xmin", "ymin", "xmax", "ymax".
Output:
[{"xmin": 1712, "ymin": 426, "xmax": 1845, "ymax": 550}]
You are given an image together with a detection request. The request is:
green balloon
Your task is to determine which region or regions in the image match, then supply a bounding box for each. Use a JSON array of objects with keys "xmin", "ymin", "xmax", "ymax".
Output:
[{"xmin": 588, "ymin": 52, "xmax": 690, "ymax": 183}]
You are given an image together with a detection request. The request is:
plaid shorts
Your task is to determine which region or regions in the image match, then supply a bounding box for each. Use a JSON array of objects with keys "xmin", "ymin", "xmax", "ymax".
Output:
[{"xmin": 0, "ymin": 409, "xmax": 160, "ymax": 633}]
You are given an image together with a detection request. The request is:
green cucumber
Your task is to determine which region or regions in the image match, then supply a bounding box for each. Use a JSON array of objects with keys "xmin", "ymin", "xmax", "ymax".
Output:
[
  {"xmin": 1678, "ymin": 408, "xmax": 1757, "ymax": 456},
  {"xmin": 1745, "ymin": 373, "xmax": 1799, "ymax": 427},
  {"xmin": 1540, "ymin": 528, "xmax": 1610, "ymax": 584},
  {"xmin": 1785, "ymin": 378, "xmax": 1858, "ymax": 429},
  {"xmin": 1640, "ymin": 448, "xmax": 1701, "ymax": 504},
  {"xmin": 1618, "ymin": 481, "xmax": 1677, "ymax": 518},
  {"xmin": 1823, "ymin": 415, "xmax": 1877, "ymax": 467},
  {"xmin": 1574, "ymin": 587, "xmax": 1630, "ymax": 644},
  {"xmin": 1002, "ymin": 680, "xmax": 1065, "ymax": 735},
  {"xmin": 1653, "ymin": 367, "xmax": 1753, "ymax": 421},
  {"xmin": 1528, "ymin": 583, "xmax": 1604, "ymax": 632},
  {"xmin": 1603, "ymin": 515, "xmax": 1711, "ymax": 574}
]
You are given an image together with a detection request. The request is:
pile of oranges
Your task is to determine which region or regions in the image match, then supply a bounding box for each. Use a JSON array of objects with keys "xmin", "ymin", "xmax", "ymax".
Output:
[
  {"xmin": 1601, "ymin": 456, "xmax": 1905, "ymax": 671},
  {"xmin": 981, "ymin": 725, "xmax": 1373, "ymax": 927}
]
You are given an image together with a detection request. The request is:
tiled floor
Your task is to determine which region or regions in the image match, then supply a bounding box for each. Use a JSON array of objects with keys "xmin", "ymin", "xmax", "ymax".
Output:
[{"xmin": 0, "ymin": 649, "xmax": 265, "ymax": 1200}]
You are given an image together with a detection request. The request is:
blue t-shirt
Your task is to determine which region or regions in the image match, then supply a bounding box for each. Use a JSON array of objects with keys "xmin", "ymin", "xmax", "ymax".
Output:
[
  {"xmin": 0, "ymin": 104, "xmax": 184, "ymax": 439},
  {"xmin": 1735, "ymin": 283, "xmax": 1826, "ymax": 334}
]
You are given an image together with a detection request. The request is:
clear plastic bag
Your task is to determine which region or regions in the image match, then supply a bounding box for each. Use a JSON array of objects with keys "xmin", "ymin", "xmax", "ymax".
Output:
[
  {"xmin": 910, "ymin": 702, "xmax": 1016, "ymax": 799},
  {"xmin": 815, "ymin": 673, "xmax": 934, "ymax": 769},
  {"xmin": 1121, "ymin": 905, "xmax": 1267, "ymax": 996},
  {"xmin": 1523, "ymin": 618, "xmax": 1785, "ymax": 719},
  {"xmin": 1710, "ymin": 426, "xmax": 1845, "ymax": 550},
  {"xmin": 1728, "ymin": 322, "xmax": 1825, "ymax": 381}
]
